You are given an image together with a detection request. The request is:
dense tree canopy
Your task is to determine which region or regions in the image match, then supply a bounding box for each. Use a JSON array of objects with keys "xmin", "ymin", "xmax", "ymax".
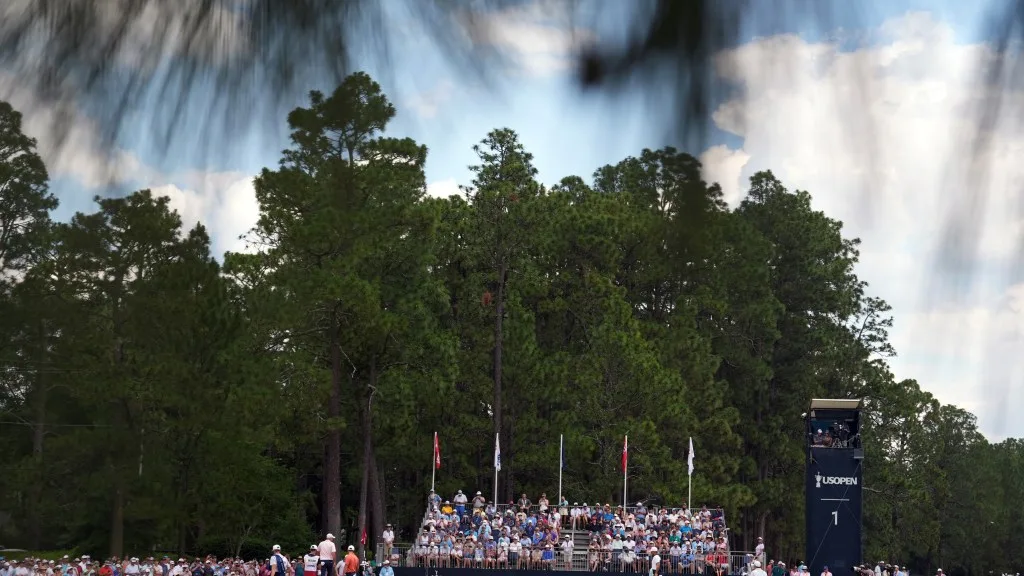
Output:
[{"xmin": 1, "ymin": 73, "xmax": 1020, "ymax": 576}]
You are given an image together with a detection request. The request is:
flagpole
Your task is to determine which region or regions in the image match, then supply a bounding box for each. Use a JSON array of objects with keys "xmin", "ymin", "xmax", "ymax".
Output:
[
  {"xmin": 558, "ymin": 434, "xmax": 564, "ymax": 506},
  {"xmin": 432, "ymin": 431, "xmax": 437, "ymax": 493},
  {"xmin": 622, "ymin": 435, "xmax": 628, "ymax": 509}
]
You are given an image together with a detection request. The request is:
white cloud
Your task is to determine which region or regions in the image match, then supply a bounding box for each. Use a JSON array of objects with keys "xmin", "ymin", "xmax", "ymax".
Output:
[
  {"xmin": 153, "ymin": 175, "xmax": 259, "ymax": 258},
  {"xmin": 699, "ymin": 145, "xmax": 751, "ymax": 205},
  {"xmin": 458, "ymin": 0, "xmax": 595, "ymax": 76},
  {"xmin": 700, "ymin": 12, "xmax": 1024, "ymax": 438},
  {"xmin": 0, "ymin": 70, "xmax": 155, "ymax": 188},
  {"xmin": 427, "ymin": 178, "xmax": 461, "ymax": 198}
]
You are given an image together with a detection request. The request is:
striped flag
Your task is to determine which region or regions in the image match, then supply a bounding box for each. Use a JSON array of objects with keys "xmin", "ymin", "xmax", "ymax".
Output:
[{"xmin": 434, "ymin": 431, "xmax": 441, "ymax": 469}]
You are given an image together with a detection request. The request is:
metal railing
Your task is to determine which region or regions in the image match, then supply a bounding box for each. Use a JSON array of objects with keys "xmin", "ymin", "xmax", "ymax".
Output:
[{"xmin": 377, "ymin": 544, "xmax": 750, "ymax": 574}]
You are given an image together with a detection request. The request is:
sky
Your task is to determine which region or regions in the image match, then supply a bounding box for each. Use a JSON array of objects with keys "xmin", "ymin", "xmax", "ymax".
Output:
[{"xmin": 3, "ymin": 0, "xmax": 1023, "ymax": 440}]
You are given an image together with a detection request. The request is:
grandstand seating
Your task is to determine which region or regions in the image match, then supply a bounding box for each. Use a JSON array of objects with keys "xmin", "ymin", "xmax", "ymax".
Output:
[{"xmin": 381, "ymin": 494, "xmax": 733, "ymax": 573}]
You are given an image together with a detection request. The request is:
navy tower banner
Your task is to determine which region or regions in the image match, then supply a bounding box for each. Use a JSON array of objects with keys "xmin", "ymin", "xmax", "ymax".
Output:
[{"xmin": 805, "ymin": 399, "xmax": 864, "ymax": 576}]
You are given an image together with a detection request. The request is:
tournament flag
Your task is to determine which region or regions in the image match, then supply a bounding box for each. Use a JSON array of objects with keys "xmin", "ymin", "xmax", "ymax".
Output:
[
  {"xmin": 622, "ymin": 435, "xmax": 628, "ymax": 472},
  {"xmin": 360, "ymin": 526, "xmax": 367, "ymax": 546},
  {"xmin": 688, "ymin": 437, "xmax": 695, "ymax": 476},
  {"xmin": 494, "ymin": 432, "xmax": 502, "ymax": 471},
  {"xmin": 434, "ymin": 431, "xmax": 441, "ymax": 469}
]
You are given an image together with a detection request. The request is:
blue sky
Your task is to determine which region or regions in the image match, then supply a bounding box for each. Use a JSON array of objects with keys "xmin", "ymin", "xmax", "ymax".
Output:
[{"xmin": 9, "ymin": 0, "xmax": 1024, "ymax": 439}]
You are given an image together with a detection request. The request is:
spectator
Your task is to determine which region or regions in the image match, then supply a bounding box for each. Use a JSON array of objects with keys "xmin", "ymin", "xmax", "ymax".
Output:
[
  {"xmin": 381, "ymin": 524, "xmax": 395, "ymax": 558},
  {"xmin": 453, "ymin": 490, "xmax": 468, "ymax": 515}
]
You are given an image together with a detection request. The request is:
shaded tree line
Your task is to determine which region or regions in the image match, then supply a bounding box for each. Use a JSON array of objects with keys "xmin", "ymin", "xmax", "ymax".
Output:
[{"xmin": 1, "ymin": 74, "xmax": 1019, "ymax": 576}]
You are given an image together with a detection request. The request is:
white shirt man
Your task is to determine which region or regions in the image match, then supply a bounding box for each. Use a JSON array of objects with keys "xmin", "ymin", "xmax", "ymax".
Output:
[
  {"xmin": 755, "ymin": 538, "xmax": 765, "ymax": 563},
  {"xmin": 822, "ymin": 566, "xmax": 832, "ymax": 576},
  {"xmin": 317, "ymin": 535, "xmax": 337, "ymax": 576},
  {"xmin": 649, "ymin": 549, "xmax": 662, "ymax": 576},
  {"xmin": 126, "ymin": 560, "xmax": 140, "ymax": 576},
  {"xmin": 303, "ymin": 546, "xmax": 319, "ymax": 576},
  {"xmin": 750, "ymin": 561, "xmax": 768, "ymax": 576}
]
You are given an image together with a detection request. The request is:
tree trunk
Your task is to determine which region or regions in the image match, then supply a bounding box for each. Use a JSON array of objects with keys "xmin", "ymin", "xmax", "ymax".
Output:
[
  {"xmin": 369, "ymin": 440, "xmax": 385, "ymax": 558},
  {"xmin": 356, "ymin": 356, "xmax": 377, "ymax": 558},
  {"xmin": 505, "ymin": 396, "xmax": 514, "ymax": 504},
  {"xmin": 110, "ymin": 482, "xmax": 125, "ymax": 558},
  {"xmin": 110, "ymin": 327, "xmax": 126, "ymax": 559},
  {"xmin": 29, "ymin": 337, "xmax": 46, "ymax": 550},
  {"xmin": 493, "ymin": 262, "xmax": 506, "ymax": 499},
  {"xmin": 326, "ymin": 315, "xmax": 343, "ymax": 537}
]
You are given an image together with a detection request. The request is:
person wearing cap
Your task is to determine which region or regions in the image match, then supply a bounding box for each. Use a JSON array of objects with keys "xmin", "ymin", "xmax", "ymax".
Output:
[
  {"xmin": 302, "ymin": 546, "xmax": 319, "ymax": 576},
  {"xmin": 381, "ymin": 524, "xmax": 395, "ymax": 558},
  {"xmin": 269, "ymin": 547, "xmax": 287, "ymax": 576},
  {"xmin": 453, "ymin": 490, "xmax": 468, "ymax": 516},
  {"xmin": 377, "ymin": 562, "xmax": 392, "ymax": 576},
  {"xmin": 821, "ymin": 565, "xmax": 831, "ymax": 576},
  {"xmin": 317, "ymin": 534, "xmax": 336, "ymax": 576},
  {"xmin": 341, "ymin": 548, "xmax": 358, "ymax": 576},
  {"xmin": 649, "ymin": 547, "xmax": 662, "ymax": 576}
]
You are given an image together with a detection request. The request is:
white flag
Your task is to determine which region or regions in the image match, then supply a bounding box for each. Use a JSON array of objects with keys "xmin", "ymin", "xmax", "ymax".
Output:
[
  {"xmin": 688, "ymin": 437, "xmax": 695, "ymax": 476},
  {"xmin": 495, "ymin": 432, "xmax": 502, "ymax": 471}
]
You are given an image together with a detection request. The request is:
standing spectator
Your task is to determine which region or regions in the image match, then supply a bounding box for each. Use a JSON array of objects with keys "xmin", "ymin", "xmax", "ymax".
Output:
[
  {"xmin": 751, "ymin": 561, "xmax": 768, "ymax": 576},
  {"xmin": 317, "ymin": 534, "xmax": 336, "ymax": 576},
  {"xmin": 472, "ymin": 492, "xmax": 486, "ymax": 510},
  {"xmin": 821, "ymin": 566, "xmax": 832, "ymax": 576},
  {"xmin": 377, "ymin": 562, "xmax": 392, "ymax": 576},
  {"xmin": 518, "ymin": 494, "xmax": 532, "ymax": 511},
  {"xmin": 755, "ymin": 537, "xmax": 765, "ymax": 565},
  {"xmin": 453, "ymin": 491, "xmax": 468, "ymax": 516},
  {"xmin": 381, "ymin": 525, "xmax": 395, "ymax": 558},
  {"xmin": 560, "ymin": 535, "xmax": 574, "ymax": 569},
  {"xmin": 342, "ymin": 547, "xmax": 359, "ymax": 576}
]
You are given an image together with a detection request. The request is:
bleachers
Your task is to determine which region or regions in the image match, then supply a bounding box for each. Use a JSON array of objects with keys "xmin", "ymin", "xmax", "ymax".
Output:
[{"xmin": 380, "ymin": 495, "xmax": 736, "ymax": 573}]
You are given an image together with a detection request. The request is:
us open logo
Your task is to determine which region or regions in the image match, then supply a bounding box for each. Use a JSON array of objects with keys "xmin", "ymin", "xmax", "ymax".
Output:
[{"xmin": 815, "ymin": 473, "xmax": 858, "ymax": 488}]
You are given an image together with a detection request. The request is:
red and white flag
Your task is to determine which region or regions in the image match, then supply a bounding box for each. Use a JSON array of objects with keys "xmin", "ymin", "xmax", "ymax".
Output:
[
  {"xmin": 622, "ymin": 435, "xmax": 628, "ymax": 472},
  {"xmin": 434, "ymin": 431, "xmax": 441, "ymax": 469},
  {"xmin": 360, "ymin": 526, "xmax": 368, "ymax": 546}
]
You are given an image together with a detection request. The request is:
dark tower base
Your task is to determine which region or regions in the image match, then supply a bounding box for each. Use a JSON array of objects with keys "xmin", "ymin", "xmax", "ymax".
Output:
[{"xmin": 805, "ymin": 399, "xmax": 864, "ymax": 576}]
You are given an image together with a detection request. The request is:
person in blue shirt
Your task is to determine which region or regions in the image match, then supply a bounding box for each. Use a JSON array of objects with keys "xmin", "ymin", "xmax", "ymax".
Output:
[{"xmin": 377, "ymin": 561, "xmax": 393, "ymax": 576}]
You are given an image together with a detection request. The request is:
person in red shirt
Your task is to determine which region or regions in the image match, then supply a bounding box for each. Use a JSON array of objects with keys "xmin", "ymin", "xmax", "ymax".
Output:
[{"xmin": 342, "ymin": 547, "xmax": 359, "ymax": 576}]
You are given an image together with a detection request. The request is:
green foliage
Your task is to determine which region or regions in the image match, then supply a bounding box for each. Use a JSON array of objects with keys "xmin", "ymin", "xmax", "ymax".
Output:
[{"xmin": 0, "ymin": 74, "xmax": 1019, "ymax": 576}]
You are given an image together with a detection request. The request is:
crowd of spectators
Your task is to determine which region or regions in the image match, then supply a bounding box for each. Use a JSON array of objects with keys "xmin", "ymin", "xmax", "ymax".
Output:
[
  {"xmin": 0, "ymin": 555, "xmax": 268, "ymax": 576},
  {"xmin": 0, "ymin": 548, "xmax": 383, "ymax": 576},
  {"xmin": 396, "ymin": 490, "xmax": 734, "ymax": 573}
]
